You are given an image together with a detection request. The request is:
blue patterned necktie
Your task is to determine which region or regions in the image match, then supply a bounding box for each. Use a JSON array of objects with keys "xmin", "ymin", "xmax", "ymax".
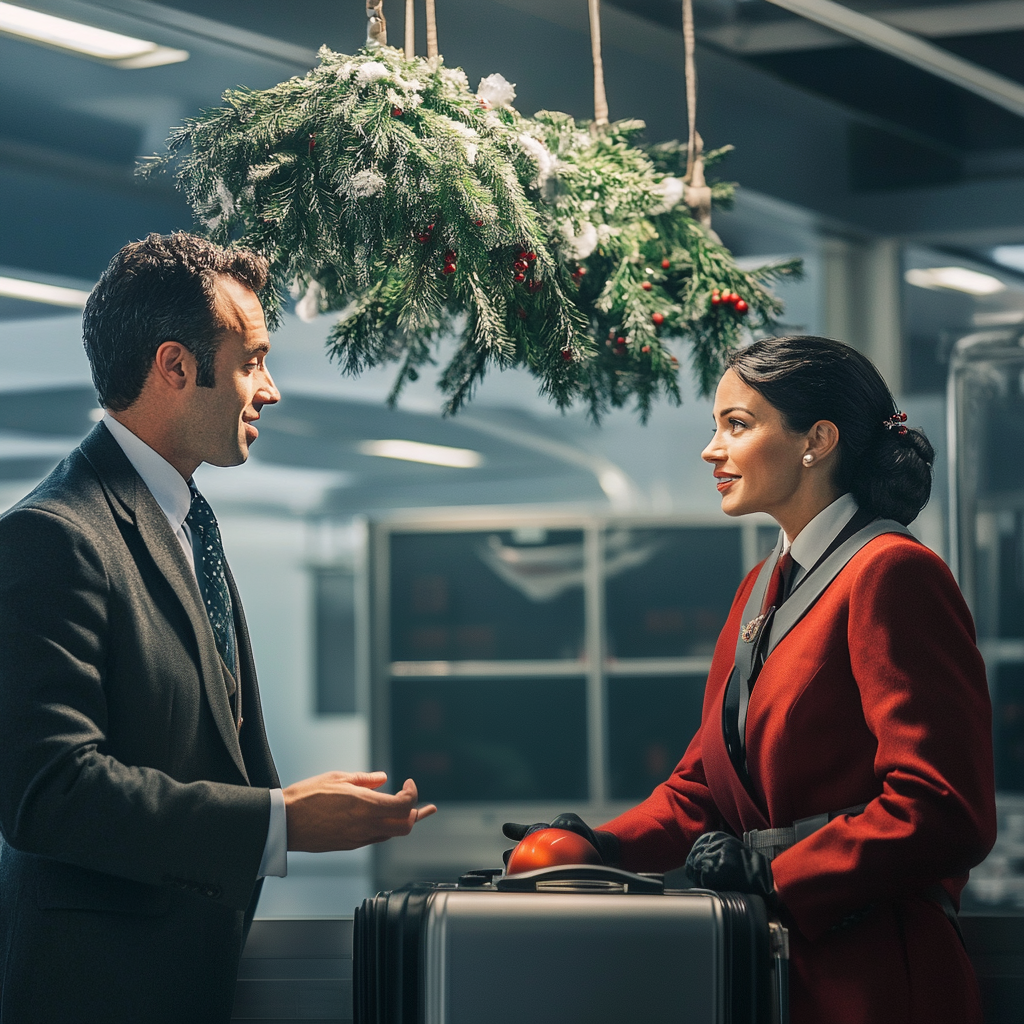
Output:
[{"xmin": 185, "ymin": 483, "xmax": 237, "ymax": 676}]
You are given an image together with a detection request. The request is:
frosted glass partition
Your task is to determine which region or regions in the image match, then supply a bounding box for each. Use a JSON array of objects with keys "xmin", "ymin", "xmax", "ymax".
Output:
[{"xmin": 949, "ymin": 331, "xmax": 1024, "ymax": 911}]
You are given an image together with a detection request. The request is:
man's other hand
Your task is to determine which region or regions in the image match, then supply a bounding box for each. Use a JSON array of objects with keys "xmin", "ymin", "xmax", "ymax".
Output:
[{"xmin": 282, "ymin": 771, "xmax": 437, "ymax": 852}]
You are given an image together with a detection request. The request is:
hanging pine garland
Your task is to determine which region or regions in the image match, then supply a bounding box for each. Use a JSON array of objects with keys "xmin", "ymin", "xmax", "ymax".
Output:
[{"xmin": 141, "ymin": 14, "xmax": 799, "ymax": 420}]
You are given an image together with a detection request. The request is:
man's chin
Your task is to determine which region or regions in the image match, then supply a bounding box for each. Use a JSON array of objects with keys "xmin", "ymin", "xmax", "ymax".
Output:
[{"xmin": 204, "ymin": 446, "xmax": 249, "ymax": 469}]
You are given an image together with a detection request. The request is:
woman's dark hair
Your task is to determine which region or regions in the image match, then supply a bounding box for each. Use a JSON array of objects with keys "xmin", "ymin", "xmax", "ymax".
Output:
[
  {"xmin": 727, "ymin": 336, "xmax": 934, "ymax": 525},
  {"xmin": 82, "ymin": 232, "xmax": 269, "ymax": 411}
]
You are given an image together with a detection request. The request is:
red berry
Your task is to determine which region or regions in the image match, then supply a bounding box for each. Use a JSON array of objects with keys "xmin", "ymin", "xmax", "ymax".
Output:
[
  {"xmin": 735, "ymin": 300, "xmax": 748, "ymax": 314},
  {"xmin": 514, "ymin": 273, "xmax": 525, "ymax": 282},
  {"xmin": 641, "ymin": 345, "xmax": 651, "ymax": 353},
  {"xmin": 576, "ymin": 267, "xmax": 586, "ymax": 276},
  {"xmin": 514, "ymin": 260, "xmax": 528, "ymax": 272},
  {"xmin": 474, "ymin": 219, "xmax": 484, "ymax": 227},
  {"xmin": 516, "ymin": 251, "xmax": 527, "ymax": 260},
  {"xmin": 416, "ymin": 233, "xmax": 430, "ymax": 243},
  {"xmin": 670, "ymin": 356, "xmax": 679, "ymax": 366},
  {"xmin": 392, "ymin": 106, "xmax": 403, "ymax": 117},
  {"xmin": 517, "ymin": 307, "xmax": 527, "ymax": 319},
  {"xmin": 561, "ymin": 349, "xmax": 573, "ymax": 362},
  {"xmin": 444, "ymin": 249, "xmax": 457, "ymax": 262},
  {"xmin": 616, "ymin": 336, "xmax": 626, "ymax": 344},
  {"xmin": 308, "ymin": 134, "xmax": 316, "ymax": 155},
  {"xmin": 710, "ymin": 295, "xmax": 721, "ymax": 305},
  {"xmin": 661, "ymin": 259, "xmax": 671, "ymax": 269},
  {"xmin": 526, "ymin": 252, "xmax": 537, "ymax": 261},
  {"xmin": 528, "ymin": 280, "xmax": 544, "ymax": 293},
  {"xmin": 427, "ymin": 223, "xmax": 435, "ymax": 230},
  {"xmin": 652, "ymin": 312, "xmax": 665, "ymax": 326},
  {"xmin": 641, "ymin": 281, "xmax": 652, "ymax": 291},
  {"xmin": 443, "ymin": 263, "xmax": 456, "ymax": 275}
]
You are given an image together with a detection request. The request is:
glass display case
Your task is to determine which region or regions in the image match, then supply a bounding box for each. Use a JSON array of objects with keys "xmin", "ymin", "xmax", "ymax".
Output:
[{"xmin": 949, "ymin": 330, "xmax": 1024, "ymax": 909}]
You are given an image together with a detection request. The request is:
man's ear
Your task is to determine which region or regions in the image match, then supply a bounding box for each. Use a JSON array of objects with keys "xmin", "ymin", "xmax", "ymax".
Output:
[{"xmin": 153, "ymin": 341, "xmax": 195, "ymax": 392}]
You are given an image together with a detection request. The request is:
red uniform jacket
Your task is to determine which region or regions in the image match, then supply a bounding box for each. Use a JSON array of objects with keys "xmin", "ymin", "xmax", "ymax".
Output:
[{"xmin": 602, "ymin": 533, "xmax": 997, "ymax": 1024}]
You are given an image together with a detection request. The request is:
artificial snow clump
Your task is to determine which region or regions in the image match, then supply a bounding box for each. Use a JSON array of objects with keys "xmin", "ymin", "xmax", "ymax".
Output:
[
  {"xmin": 649, "ymin": 177, "xmax": 686, "ymax": 215},
  {"xmin": 561, "ymin": 219, "xmax": 599, "ymax": 260},
  {"xmin": 355, "ymin": 61, "xmax": 391, "ymax": 84},
  {"xmin": 441, "ymin": 67, "xmax": 469, "ymax": 92},
  {"xmin": 477, "ymin": 73, "xmax": 516, "ymax": 109},
  {"xmin": 518, "ymin": 134, "xmax": 558, "ymax": 189},
  {"xmin": 348, "ymin": 169, "xmax": 386, "ymax": 197},
  {"xmin": 295, "ymin": 280, "xmax": 325, "ymax": 322}
]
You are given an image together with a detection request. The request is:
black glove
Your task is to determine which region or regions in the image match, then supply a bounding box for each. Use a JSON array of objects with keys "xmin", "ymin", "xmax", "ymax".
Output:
[
  {"xmin": 502, "ymin": 812, "xmax": 621, "ymax": 866},
  {"xmin": 684, "ymin": 831, "xmax": 777, "ymax": 908}
]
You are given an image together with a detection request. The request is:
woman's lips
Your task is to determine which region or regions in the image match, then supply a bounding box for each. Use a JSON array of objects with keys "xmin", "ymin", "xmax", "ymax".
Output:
[{"xmin": 716, "ymin": 476, "xmax": 739, "ymax": 492}]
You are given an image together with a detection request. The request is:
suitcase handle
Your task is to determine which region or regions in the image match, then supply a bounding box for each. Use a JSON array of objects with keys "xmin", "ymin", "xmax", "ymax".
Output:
[{"xmin": 495, "ymin": 864, "xmax": 665, "ymax": 894}]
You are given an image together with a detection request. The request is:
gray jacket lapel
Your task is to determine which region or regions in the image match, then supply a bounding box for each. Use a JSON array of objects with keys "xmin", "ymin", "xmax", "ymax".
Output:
[
  {"xmin": 763, "ymin": 518, "xmax": 914, "ymax": 660},
  {"xmin": 79, "ymin": 424, "xmax": 248, "ymax": 780},
  {"xmin": 734, "ymin": 532, "xmax": 784, "ymax": 681}
]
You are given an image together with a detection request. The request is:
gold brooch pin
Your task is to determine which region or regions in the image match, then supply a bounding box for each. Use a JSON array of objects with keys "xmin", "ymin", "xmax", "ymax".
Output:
[{"xmin": 741, "ymin": 613, "xmax": 767, "ymax": 644}]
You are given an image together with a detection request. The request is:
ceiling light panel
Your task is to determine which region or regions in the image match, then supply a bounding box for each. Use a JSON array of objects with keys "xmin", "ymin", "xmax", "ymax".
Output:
[
  {"xmin": 904, "ymin": 267, "xmax": 1006, "ymax": 296},
  {"xmin": 0, "ymin": 276, "xmax": 91, "ymax": 307},
  {"xmin": 0, "ymin": 2, "xmax": 188, "ymax": 66},
  {"xmin": 357, "ymin": 440, "xmax": 484, "ymax": 468}
]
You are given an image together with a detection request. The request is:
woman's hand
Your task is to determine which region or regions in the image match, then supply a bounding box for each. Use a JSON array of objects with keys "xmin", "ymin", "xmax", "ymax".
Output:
[{"xmin": 685, "ymin": 831, "xmax": 778, "ymax": 908}]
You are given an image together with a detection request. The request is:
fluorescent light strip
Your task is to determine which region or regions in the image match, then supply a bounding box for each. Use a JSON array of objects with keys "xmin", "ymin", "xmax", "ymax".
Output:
[
  {"xmin": 357, "ymin": 439, "xmax": 484, "ymax": 468},
  {"xmin": 0, "ymin": 2, "xmax": 188, "ymax": 66},
  {"xmin": 904, "ymin": 267, "xmax": 1006, "ymax": 296},
  {"xmin": 0, "ymin": 276, "xmax": 92, "ymax": 307}
]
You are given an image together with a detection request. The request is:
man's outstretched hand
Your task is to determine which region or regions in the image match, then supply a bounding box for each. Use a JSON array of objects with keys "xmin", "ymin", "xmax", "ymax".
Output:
[{"xmin": 283, "ymin": 771, "xmax": 437, "ymax": 852}]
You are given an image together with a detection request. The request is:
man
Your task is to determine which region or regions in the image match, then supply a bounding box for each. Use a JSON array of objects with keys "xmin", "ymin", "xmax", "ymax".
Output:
[{"xmin": 0, "ymin": 233, "xmax": 435, "ymax": 1023}]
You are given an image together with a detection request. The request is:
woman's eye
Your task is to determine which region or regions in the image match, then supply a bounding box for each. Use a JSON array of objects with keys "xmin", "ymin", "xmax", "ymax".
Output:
[{"xmin": 729, "ymin": 419, "xmax": 746, "ymax": 431}]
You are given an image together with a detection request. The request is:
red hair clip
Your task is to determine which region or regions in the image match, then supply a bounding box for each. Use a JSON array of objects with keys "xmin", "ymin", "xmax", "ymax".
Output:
[{"xmin": 883, "ymin": 411, "xmax": 908, "ymax": 435}]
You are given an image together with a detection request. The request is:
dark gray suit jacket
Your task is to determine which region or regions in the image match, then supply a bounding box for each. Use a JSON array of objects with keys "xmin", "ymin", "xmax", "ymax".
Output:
[{"xmin": 0, "ymin": 423, "xmax": 280, "ymax": 1023}]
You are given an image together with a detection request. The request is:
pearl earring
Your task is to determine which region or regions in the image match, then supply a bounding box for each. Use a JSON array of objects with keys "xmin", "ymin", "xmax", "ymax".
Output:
[{"xmin": 802, "ymin": 454, "xmax": 814, "ymax": 465}]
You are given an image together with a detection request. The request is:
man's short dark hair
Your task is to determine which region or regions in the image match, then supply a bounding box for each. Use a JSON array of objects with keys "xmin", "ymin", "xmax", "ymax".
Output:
[{"xmin": 82, "ymin": 232, "xmax": 269, "ymax": 411}]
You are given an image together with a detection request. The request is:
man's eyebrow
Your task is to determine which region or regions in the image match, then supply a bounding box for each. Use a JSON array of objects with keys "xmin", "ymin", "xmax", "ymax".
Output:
[{"xmin": 245, "ymin": 342, "xmax": 270, "ymax": 355}]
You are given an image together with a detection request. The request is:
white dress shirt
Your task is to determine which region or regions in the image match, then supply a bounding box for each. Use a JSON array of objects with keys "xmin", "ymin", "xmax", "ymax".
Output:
[
  {"xmin": 102, "ymin": 415, "xmax": 287, "ymax": 878},
  {"xmin": 781, "ymin": 491, "xmax": 860, "ymax": 592}
]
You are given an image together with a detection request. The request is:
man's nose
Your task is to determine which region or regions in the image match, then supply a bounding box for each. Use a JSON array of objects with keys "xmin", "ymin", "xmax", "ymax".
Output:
[{"xmin": 257, "ymin": 367, "xmax": 281, "ymax": 407}]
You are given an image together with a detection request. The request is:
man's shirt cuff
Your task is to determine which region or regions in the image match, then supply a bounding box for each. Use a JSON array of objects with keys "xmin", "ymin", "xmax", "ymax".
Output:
[{"xmin": 258, "ymin": 788, "xmax": 288, "ymax": 878}]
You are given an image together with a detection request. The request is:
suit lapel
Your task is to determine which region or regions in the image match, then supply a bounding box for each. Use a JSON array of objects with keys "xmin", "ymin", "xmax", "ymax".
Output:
[
  {"xmin": 80, "ymin": 424, "xmax": 248, "ymax": 780},
  {"xmin": 225, "ymin": 563, "xmax": 280, "ymax": 789}
]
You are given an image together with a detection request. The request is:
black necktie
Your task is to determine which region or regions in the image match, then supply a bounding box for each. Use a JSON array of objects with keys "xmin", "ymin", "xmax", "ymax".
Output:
[{"xmin": 185, "ymin": 483, "xmax": 237, "ymax": 675}]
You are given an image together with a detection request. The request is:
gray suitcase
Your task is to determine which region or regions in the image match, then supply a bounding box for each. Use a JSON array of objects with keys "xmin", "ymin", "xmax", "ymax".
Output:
[{"xmin": 354, "ymin": 865, "xmax": 789, "ymax": 1024}]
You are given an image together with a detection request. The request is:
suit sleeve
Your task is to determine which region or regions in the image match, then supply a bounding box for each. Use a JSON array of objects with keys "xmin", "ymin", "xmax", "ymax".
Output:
[
  {"xmin": 599, "ymin": 568, "xmax": 761, "ymax": 871},
  {"xmin": 0, "ymin": 507, "xmax": 270, "ymax": 911},
  {"xmin": 770, "ymin": 540, "xmax": 997, "ymax": 941}
]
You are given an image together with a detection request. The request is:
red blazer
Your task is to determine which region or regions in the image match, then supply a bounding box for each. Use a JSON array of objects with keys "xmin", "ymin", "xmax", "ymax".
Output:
[{"xmin": 602, "ymin": 533, "xmax": 997, "ymax": 1024}]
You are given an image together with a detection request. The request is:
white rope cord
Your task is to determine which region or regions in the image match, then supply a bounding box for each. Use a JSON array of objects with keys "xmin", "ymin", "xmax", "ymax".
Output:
[
  {"xmin": 405, "ymin": 0, "xmax": 414, "ymax": 57},
  {"xmin": 588, "ymin": 0, "xmax": 609, "ymax": 128},
  {"xmin": 425, "ymin": 0, "xmax": 438, "ymax": 58},
  {"xmin": 681, "ymin": 0, "xmax": 713, "ymax": 229},
  {"xmin": 682, "ymin": 0, "xmax": 697, "ymax": 182}
]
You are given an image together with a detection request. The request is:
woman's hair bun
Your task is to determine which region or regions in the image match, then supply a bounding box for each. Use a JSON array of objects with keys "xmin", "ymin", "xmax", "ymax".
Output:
[{"xmin": 854, "ymin": 425, "xmax": 934, "ymax": 526}]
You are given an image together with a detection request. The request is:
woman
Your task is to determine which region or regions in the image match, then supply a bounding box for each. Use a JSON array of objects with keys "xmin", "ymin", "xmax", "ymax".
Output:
[{"xmin": 600, "ymin": 336, "xmax": 997, "ymax": 1023}]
